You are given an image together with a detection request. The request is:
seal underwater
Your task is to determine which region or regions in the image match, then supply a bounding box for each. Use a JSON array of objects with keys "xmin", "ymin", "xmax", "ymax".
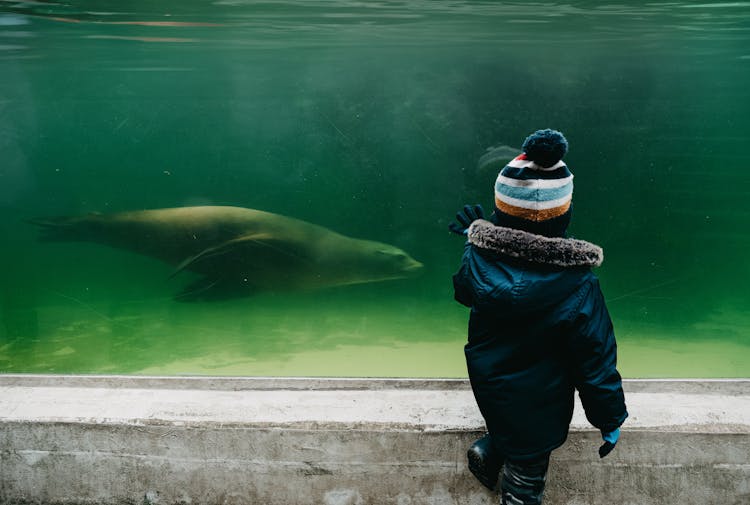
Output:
[{"xmin": 30, "ymin": 206, "xmax": 424, "ymax": 300}]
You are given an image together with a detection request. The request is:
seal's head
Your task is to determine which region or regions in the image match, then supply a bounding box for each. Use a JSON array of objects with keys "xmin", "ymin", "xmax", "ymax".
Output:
[{"xmin": 332, "ymin": 239, "xmax": 423, "ymax": 286}]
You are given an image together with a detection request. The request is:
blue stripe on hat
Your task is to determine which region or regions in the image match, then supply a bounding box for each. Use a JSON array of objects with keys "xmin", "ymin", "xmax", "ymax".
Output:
[{"xmin": 495, "ymin": 180, "xmax": 573, "ymax": 202}]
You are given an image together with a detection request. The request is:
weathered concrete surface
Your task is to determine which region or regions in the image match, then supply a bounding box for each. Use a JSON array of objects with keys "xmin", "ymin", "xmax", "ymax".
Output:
[{"xmin": 0, "ymin": 376, "xmax": 748, "ymax": 505}]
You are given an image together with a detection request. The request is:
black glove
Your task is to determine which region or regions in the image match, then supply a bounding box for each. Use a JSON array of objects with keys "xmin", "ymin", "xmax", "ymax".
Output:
[{"xmin": 448, "ymin": 204, "xmax": 484, "ymax": 236}]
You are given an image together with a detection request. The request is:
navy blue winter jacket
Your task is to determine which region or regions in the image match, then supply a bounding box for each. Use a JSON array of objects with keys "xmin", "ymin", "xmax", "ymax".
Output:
[{"xmin": 453, "ymin": 220, "xmax": 627, "ymax": 460}]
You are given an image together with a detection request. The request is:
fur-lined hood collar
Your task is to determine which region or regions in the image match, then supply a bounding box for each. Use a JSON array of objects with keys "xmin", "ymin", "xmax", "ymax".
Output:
[{"xmin": 467, "ymin": 219, "xmax": 603, "ymax": 268}]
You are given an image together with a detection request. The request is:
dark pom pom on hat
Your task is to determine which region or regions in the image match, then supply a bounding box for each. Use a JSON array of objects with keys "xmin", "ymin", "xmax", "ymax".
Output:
[{"xmin": 522, "ymin": 129, "xmax": 568, "ymax": 168}]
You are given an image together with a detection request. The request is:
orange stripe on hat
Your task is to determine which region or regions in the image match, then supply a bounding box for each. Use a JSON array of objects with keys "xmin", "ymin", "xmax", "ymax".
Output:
[{"xmin": 495, "ymin": 197, "xmax": 571, "ymax": 222}]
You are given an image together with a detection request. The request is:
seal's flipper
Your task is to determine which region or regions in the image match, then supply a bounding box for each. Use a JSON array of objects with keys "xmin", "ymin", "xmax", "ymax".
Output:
[
  {"xmin": 169, "ymin": 241, "xmax": 239, "ymax": 279},
  {"xmin": 174, "ymin": 276, "xmax": 259, "ymax": 302},
  {"xmin": 28, "ymin": 213, "xmax": 102, "ymax": 242},
  {"xmin": 173, "ymin": 276, "xmax": 222, "ymax": 301},
  {"xmin": 170, "ymin": 233, "xmax": 314, "ymax": 279},
  {"xmin": 28, "ymin": 217, "xmax": 78, "ymax": 241}
]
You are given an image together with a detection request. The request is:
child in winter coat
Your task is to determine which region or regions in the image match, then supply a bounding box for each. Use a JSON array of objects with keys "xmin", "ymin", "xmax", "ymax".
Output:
[{"xmin": 450, "ymin": 129, "xmax": 627, "ymax": 505}]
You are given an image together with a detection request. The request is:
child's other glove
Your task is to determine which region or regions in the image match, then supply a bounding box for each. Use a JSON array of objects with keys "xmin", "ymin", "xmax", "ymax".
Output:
[
  {"xmin": 598, "ymin": 428, "xmax": 620, "ymax": 458},
  {"xmin": 449, "ymin": 204, "xmax": 484, "ymax": 236}
]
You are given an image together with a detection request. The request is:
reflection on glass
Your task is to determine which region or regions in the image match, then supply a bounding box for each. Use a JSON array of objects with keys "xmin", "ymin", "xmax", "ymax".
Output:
[{"xmin": 1, "ymin": 1, "xmax": 749, "ymax": 377}]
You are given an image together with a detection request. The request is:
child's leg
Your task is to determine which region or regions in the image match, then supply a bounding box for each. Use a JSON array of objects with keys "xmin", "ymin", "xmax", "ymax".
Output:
[{"xmin": 500, "ymin": 453, "xmax": 550, "ymax": 505}]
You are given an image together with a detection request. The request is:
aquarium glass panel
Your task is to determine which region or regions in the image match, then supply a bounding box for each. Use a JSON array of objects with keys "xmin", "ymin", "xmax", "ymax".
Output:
[{"xmin": 1, "ymin": 1, "xmax": 749, "ymax": 377}]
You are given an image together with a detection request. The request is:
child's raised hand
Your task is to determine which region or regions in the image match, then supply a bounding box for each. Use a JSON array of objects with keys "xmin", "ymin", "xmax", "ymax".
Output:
[{"xmin": 449, "ymin": 204, "xmax": 485, "ymax": 236}]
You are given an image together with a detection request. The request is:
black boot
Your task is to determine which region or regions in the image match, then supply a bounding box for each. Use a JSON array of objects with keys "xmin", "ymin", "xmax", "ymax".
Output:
[{"xmin": 467, "ymin": 433, "xmax": 501, "ymax": 491}]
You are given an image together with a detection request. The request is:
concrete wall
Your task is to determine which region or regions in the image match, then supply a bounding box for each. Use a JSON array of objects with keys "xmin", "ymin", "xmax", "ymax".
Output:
[{"xmin": 1, "ymin": 376, "xmax": 749, "ymax": 505}]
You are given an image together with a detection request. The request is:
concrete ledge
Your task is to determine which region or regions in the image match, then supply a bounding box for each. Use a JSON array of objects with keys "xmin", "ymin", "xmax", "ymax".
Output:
[{"xmin": 1, "ymin": 376, "xmax": 749, "ymax": 505}]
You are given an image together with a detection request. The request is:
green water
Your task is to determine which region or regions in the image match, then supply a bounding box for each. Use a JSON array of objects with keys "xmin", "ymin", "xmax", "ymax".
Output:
[{"xmin": 1, "ymin": 1, "xmax": 749, "ymax": 377}]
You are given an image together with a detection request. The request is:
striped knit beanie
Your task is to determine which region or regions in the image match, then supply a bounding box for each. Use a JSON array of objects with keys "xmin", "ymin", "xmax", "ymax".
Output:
[{"xmin": 493, "ymin": 129, "xmax": 573, "ymax": 238}]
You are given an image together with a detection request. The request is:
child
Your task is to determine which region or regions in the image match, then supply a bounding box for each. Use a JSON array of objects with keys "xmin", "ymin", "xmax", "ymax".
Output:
[{"xmin": 450, "ymin": 129, "xmax": 627, "ymax": 505}]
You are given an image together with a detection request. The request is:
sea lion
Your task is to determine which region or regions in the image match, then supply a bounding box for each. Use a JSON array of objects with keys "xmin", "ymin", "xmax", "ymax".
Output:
[{"xmin": 30, "ymin": 206, "xmax": 423, "ymax": 300}]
